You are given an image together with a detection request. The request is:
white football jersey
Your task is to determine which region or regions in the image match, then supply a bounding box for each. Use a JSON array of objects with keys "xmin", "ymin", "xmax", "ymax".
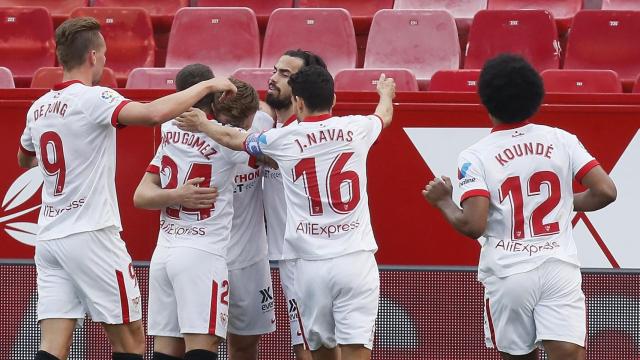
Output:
[
  {"xmin": 20, "ymin": 81, "xmax": 130, "ymax": 241},
  {"xmin": 245, "ymin": 114, "xmax": 383, "ymax": 260},
  {"xmin": 226, "ymin": 111, "xmax": 274, "ymax": 270},
  {"xmin": 263, "ymin": 114, "xmax": 298, "ymax": 261},
  {"xmin": 147, "ymin": 120, "xmax": 248, "ymax": 256},
  {"xmin": 457, "ymin": 122, "xmax": 599, "ymax": 281}
]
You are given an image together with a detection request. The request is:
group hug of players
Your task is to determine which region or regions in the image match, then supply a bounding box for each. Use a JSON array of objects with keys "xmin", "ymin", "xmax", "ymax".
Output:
[{"xmin": 17, "ymin": 16, "xmax": 617, "ymax": 360}]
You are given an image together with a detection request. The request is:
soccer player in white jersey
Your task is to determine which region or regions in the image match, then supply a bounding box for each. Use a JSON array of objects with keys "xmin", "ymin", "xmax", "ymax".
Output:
[
  {"xmin": 423, "ymin": 54, "xmax": 617, "ymax": 360},
  {"xmin": 208, "ymin": 78, "xmax": 276, "ymax": 359},
  {"xmin": 176, "ymin": 65, "xmax": 396, "ymax": 360},
  {"xmin": 16, "ymin": 18, "xmax": 235, "ymax": 360},
  {"xmin": 262, "ymin": 49, "xmax": 328, "ymax": 360},
  {"xmin": 133, "ymin": 65, "xmax": 249, "ymax": 360}
]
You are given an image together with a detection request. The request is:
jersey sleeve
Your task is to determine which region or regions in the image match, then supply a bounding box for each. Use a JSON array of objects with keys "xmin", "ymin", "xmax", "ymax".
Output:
[
  {"xmin": 19, "ymin": 115, "xmax": 36, "ymax": 156},
  {"xmin": 566, "ymin": 133, "xmax": 599, "ymax": 183},
  {"xmin": 88, "ymin": 87, "xmax": 131, "ymax": 128},
  {"xmin": 354, "ymin": 114, "xmax": 384, "ymax": 146},
  {"xmin": 457, "ymin": 150, "xmax": 490, "ymax": 205},
  {"xmin": 146, "ymin": 144, "xmax": 164, "ymax": 174}
]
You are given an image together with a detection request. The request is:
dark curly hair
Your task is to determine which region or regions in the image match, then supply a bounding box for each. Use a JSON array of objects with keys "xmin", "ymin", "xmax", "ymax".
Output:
[
  {"xmin": 478, "ymin": 54, "xmax": 544, "ymax": 124},
  {"xmin": 288, "ymin": 65, "xmax": 334, "ymax": 113}
]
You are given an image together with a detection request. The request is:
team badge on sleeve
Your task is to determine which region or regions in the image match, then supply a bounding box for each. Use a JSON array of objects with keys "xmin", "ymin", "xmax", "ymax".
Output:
[
  {"xmin": 100, "ymin": 90, "xmax": 122, "ymax": 104},
  {"xmin": 244, "ymin": 132, "xmax": 266, "ymax": 156}
]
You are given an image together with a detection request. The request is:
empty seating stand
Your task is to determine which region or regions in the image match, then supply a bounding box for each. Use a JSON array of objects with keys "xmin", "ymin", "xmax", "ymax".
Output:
[
  {"xmin": 335, "ymin": 68, "xmax": 418, "ymax": 91},
  {"xmin": 364, "ymin": 10, "xmax": 459, "ymax": 90},
  {"xmin": 70, "ymin": 7, "xmax": 155, "ymax": 86},
  {"xmin": 261, "ymin": 8, "xmax": 357, "ymax": 75},
  {"xmin": 166, "ymin": 7, "xmax": 260, "ymax": 77},
  {"xmin": 296, "ymin": 0, "xmax": 393, "ymax": 31},
  {"xmin": 92, "ymin": 0, "xmax": 188, "ymax": 29},
  {"xmin": 488, "ymin": 0, "xmax": 582, "ymax": 33},
  {"xmin": 126, "ymin": 67, "xmax": 181, "ymax": 89},
  {"xmin": 31, "ymin": 67, "xmax": 118, "ymax": 88},
  {"xmin": 465, "ymin": 10, "xmax": 560, "ymax": 72},
  {"xmin": 231, "ymin": 68, "xmax": 273, "ymax": 92},
  {"xmin": 541, "ymin": 69, "xmax": 622, "ymax": 93},
  {"xmin": 602, "ymin": 0, "xmax": 640, "ymax": 10},
  {"xmin": 0, "ymin": 0, "xmax": 87, "ymax": 27},
  {"xmin": 0, "ymin": 66, "xmax": 14, "ymax": 88},
  {"xmin": 0, "ymin": 7, "xmax": 55, "ymax": 87},
  {"xmin": 193, "ymin": 0, "xmax": 293, "ymax": 30},
  {"xmin": 428, "ymin": 69, "xmax": 480, "ymax": 91},
  {"xmin": 564, "ymin": 10, "xmax": 640, "ymax": 92}
]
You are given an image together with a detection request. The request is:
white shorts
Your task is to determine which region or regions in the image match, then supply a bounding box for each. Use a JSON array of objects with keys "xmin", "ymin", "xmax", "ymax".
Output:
[
  {"xmin": 148, "ymin": 246, "xmax": 229, "ymax": 339},
  {"xmin": 483, "ymin": 259, "xmax": 587, "ymax": 355},
  {"xmin": 278, "ymin": 259, "xmax": 305, "ymax": 347},
  {"xmin": 295, "ymin": 251, "xmax": 379, "ymax": 351},
  {"xmin": 227, "ymin": 257, "xmax": 276, "ymax": 335},
  {"xmin": 35, "ymin": 227, "xmax": 142, "ymax": 325}
]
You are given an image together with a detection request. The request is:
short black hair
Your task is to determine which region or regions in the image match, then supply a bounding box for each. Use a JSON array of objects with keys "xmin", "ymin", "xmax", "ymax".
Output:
[
  {"xmin": 284, "ymin": 49, "xmax": 328, "ymax": 70},
  {"xmin": 478, "ymin": 54, "xmax": 544, "ymax": 124},
  {"xmin": 288, "ymin": 65, "xmax": 334, "ymax": 113},
  {"xmin": 176, "ymin": 63, "xmax": 215, "ymax": 111}
]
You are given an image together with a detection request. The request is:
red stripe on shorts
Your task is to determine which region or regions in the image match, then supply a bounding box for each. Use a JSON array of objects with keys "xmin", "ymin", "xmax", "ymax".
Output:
[
  {"xmin": 295, "ymin": 305, "xmax": 310, "ymax": 350},
  {"xmin": 115, "ymin": 270, "xmax": 130, "ymax": 324},
  {"xmin": 209, "ymin": 280, "xmax": 219, "ymax": 335},
  {"xmin": 485, "ymin": 298, "xmax": 497, "ymax": 349}
]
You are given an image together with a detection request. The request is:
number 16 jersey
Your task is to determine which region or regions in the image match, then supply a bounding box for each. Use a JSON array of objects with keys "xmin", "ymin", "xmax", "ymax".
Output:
[{"xmin": 457, "ymin": 122, "xmax": 599, "ymax": 281}]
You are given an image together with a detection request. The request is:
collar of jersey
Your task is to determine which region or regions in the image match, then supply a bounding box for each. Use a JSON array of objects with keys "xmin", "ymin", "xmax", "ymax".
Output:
[
  {"xmin": 53, "ymin": 80, "xmax": 84, "ymax": 91},
  {"xmin": 491, "ymin": 121, "xmax": 529, "ymax": 133},
  {"xmin": 303, "ymin": 113, "xmax": 332, "ymax": 123},
  {"xmin": 282, "ymin": 114, "xmax": 298, "ymax": 127}
]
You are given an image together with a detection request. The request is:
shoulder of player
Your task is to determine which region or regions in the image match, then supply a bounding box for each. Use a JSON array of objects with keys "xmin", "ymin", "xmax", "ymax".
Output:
[{"xmin": 251, "ymin": 110, "xmax": 276, "ymax": 131}]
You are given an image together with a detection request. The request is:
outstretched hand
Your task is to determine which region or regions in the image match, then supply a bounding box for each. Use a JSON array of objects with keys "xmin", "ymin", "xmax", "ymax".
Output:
[
  {"xmin": 175, "ymin": 107, "xmax": 208, "ymax": 133},
  {"xmin": 422, "ymin": 176, "xmax": 453, "ymax": 207},
  {"xmin": 377, "ymin": 73, "xmax": 396, "ymax": 99}
]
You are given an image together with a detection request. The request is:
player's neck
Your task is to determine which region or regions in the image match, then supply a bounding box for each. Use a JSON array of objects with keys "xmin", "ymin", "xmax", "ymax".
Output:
[
  {"xmin": 275, "ymin": 107, "xmax": 295, "ymax": 125},
  {"xmin": 61, "ymin": 68, "xmax": 93, "ymax": 87}
]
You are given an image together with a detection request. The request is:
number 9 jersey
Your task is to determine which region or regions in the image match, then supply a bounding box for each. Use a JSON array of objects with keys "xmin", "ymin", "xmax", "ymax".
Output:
[
  {"xmin": 146, "ymin": 120, "xmax": 248, "ymax": 257},
  {"xmin": 20, "ymin": 81, "xmax": 131, "ymax": 241},
  {"xmin": 457, "ymin": 122, "xmax": 599, "ymax": 281}
]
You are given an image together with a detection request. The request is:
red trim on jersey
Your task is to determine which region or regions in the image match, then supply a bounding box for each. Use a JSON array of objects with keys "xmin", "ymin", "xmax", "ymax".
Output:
[
  {"xmin": 206, "ymin": 113, "xmax": 215, "ymax": 120},
  {"xmin": 460, "ymin": 189, "xmax": 490, "ymax": 204},
  {"xmin": 283, "ymin": 114, "xmax": 298, "ymax": 127},
  {"xmin": 146, "ymin": 164, "xmax": 160, "ymax": 174},
  {"xmin": 485, "ymin": 298, "xmax": 498, "ymax": 349},
  {"xmin": 18, "ymin": 144, "xmax": 36, "ymax": 157},
  {"xmin": 115, "ymin": 270, "xmax": 130, "ymax": 324},
  {"xmin": 575, "ymin": 159, "xmax": 600, "ymax": 183},
  {"xmin": 52, "ymin": 80, "xmax": 83, "ymax": 91},
  {"xmin": 295, "ymin": 306, "xmax": 310, "ymax": 350},
  {"xmin": 209, "ymin": 280, "xmax": 219, "ymax": 335},
  {"xmin": 111, "ymin": 100, "xmax": 132, "ymax": 129},
  {"xmin": 491, "ymin": 121, "xmax": 529, "ymax": 133},
  {"xmin": 303, "ymin": 113, "xmax": 332, "ymax": 123},
  {"xmin": 371, "ymin": 114, "xmax": 385, "ymax": 129}
]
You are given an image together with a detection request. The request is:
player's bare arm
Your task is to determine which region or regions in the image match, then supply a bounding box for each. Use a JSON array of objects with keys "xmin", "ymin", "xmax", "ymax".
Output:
[
  {"xmin": 375, "ymin": 73, "xmax": 396, "ymax": 128},
  {"xmin": 422, "ymin": 176, "xmax": 489, "ymax": 239},
  {"xmin": 133, "ymin": 172, "xmax": 218, "ymax": 210},
  {"xmin": 573, "ymin": 165, "xmax": 617, "ymax": 212},
  {"xmin": 175, "ymin": 108, "xmax": 250, "ymax": 151},
  {"xmin": 117, "ymin": 77, "xmax": 237, "ymax": 127},
  {"xmin": 17, "ymin": 150, "xmax": 37, "ymax": 169}
]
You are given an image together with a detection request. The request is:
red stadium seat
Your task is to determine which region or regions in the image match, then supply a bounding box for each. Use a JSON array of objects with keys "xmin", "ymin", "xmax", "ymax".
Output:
[
  {"xmin": 364, "ymin": 10, "xmax": 459, "ymax": 84},
  {"xmin": 0, "ymin": 0, "xmax": 87, "ymax": 26},
  {"xmin": 70, "ymin": 7, "xmax": 155, "ymax": 85},
  {"xmin": 92, "ymin": 0, "xmax": 188, "ymax": 27},
  {"xmin": 231, "ymin": 68, "xmax": 273, "ymax": 92},
  {"xmin": 393, "ymin": 0, "xmax": 486, "ymax": 19},
  {"xmin": 126, "ymin": 67, "xmax": 181, "ymax": 89},
  {"xmin": 464, "ymin": 10, "xmax": 560, "ymax": 72},
  {"xmin": 296, "ymin": 0, "xmax": 393, "ymax": 16},
  {"xmin": 428, "ymin": 69, "xmax": 480, "ymax": 91},
  {"xmin": 261, "ymin": 8, "xmax": 357, "ymax": 75},
  {"xmin": 166, "ymin": 8, "xmax": 260, "ymax": 77},
  {"xmin": 602, "ymin": 0, "xmax": 640, "ymax": 10},
  {"xmin": 633, "ymin": 74, "xmax": 640, "ymax": 93},
  {"xmin": 31, "ymin": 67, "xmax": 118, "ymax": 88},
  {"xmin": 335, "ymin": 68, "xmax": 418, "ymax": 91},
  {"xmin": 192, "ymin": 0, "xmax": 292, "ymax": 29},
  {"xmin": 541, "ymin": 70, "xmax": 622, "ymax": 93},
  {"xmin": 0, "ymin": 66, "xmax": 14, "ymax": 88},
  {"xmin": 0, "ymin": 7, "xmax": 55, "ymax": 87},
  {"xmin": 488, "ymin": 0, "xmax": 582, "ymax": 31},
  {"xmin": 564, "ymin": 11, "xmax": 640, "ymax": 91}
]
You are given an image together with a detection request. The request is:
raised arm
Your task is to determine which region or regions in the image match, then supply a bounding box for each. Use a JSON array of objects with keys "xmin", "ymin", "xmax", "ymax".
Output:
[
  {"xmin": 175, "ymin": 108, "xmax": 250, "ymax": 152},
  {"xmin": 374, "ymin": 73, "xmax": 396, "ymax": 128},
  {"xmin": 573, "ymin": 165, "xmax": 617, "ymax": 212},
  {"xmin": 117, "ymin": 78, "xmax": 237, "ymax": 127},
  {"xmin": 133, "ymin": 172, "xmax": 218, "ymax": 210},
  {"xmin": 422, "ymin": 176, "xmax": 489, "ymax": 239}
]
